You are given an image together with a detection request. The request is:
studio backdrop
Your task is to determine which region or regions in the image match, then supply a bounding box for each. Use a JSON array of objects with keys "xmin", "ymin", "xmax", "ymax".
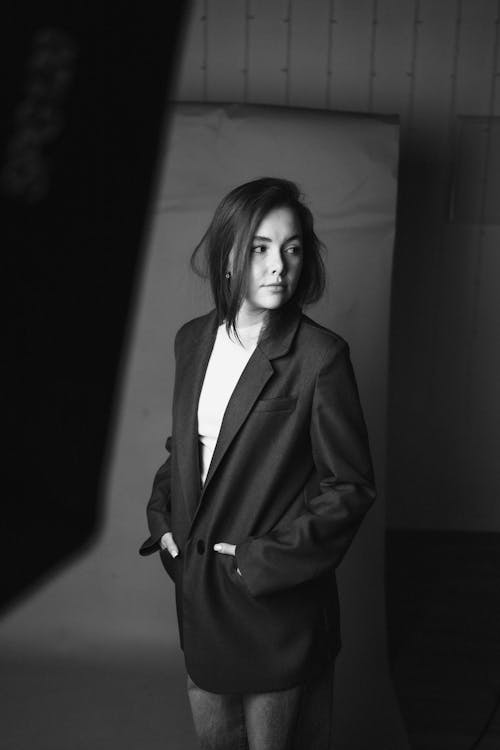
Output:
[{"xmin": 1, "ymin": 102, "xmax": 407, "ymax": 749}]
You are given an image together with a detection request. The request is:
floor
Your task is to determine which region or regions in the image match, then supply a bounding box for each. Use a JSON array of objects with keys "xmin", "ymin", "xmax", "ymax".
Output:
[
  {"xmin": 0, "ymin": 647, "xmax": 198, "ymax": 750},
  {"xmin": 2, "ymin": 531, "xmax": 500, "ymax": 750},
  {"xmin": 387, "ymin": 530, "xmax": 500, "ymax": 750}
]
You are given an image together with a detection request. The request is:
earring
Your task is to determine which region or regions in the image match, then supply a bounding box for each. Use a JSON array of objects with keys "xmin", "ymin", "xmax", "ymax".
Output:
[{"xmin": 225, "ymin": 271, "xmax": 231, "ymax": 279}]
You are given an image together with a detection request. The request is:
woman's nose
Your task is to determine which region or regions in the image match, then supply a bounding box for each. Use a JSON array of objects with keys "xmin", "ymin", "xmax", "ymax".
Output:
[{"xmin": 268, "ymin": 247, "xmax": 285, "ymax": 275}]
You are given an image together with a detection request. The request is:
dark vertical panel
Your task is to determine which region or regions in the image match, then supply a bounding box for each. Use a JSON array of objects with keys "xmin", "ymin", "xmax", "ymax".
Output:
[
  {"xmin": 1, "ymin": 2, "xmax": 188, "ymax": 610},
  {"xmin": 425, "ymin": 0, "xmax": 465, "ymax": 522},
  {"xmin": 467, "ymin": 233, "xmax": 500, "ymax": 524},
  {"xmin": 463, "ymin": 2, "xmax": 500, "ymax": 480}
]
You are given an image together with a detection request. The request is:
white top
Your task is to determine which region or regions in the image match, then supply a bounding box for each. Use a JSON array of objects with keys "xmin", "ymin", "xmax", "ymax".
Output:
[{"xmin": 197, "ymin": 320, "xmax": 263, "ymax": 485}]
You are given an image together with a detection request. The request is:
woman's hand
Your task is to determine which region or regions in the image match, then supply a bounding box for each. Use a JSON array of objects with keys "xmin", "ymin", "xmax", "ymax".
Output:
[
  {"xmin": 214, "ymin": 542, "xmax": 242, "ymax": 576},
  {"xmin": 160, "ymin": 531, "xmax": 179, "ymax": 558}
]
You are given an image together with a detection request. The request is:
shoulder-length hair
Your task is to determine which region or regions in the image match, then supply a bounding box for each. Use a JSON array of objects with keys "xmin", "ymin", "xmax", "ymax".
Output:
[{"xmin": 190, "ymin": 177, "xmax": 326, "ymax": 336}]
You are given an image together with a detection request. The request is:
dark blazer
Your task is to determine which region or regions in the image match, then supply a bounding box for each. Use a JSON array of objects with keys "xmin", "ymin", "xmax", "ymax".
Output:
[{"xmin": 139, "ymin": 302, "xmax": 376, "ymax": 693}]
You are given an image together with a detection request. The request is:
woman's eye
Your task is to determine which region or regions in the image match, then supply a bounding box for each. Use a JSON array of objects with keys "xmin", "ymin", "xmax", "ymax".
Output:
[
  {"xmin": 285, "ymin": 245, "xmax": 301, "ymax": 254},
  {"xmin": 252, "ymin": 245, "xmax": 266, "ymax": 253}
]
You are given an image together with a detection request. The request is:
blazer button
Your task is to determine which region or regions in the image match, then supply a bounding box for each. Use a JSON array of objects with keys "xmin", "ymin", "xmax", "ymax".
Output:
[{"xmin": 196, "ymin": 539, "xmax": 205, "ymax": 555}]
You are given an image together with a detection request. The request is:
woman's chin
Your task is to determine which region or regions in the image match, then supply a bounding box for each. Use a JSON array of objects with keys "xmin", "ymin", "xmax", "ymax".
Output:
[{"xmin": 259, "ymin": 292, "xmax": 290, "ymax": 309}]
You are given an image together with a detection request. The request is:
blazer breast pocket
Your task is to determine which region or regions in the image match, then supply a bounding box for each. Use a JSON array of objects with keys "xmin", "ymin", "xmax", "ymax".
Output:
[{"xmin": 253, "ymin": 396, "xmax": 297, "ymax": 414}]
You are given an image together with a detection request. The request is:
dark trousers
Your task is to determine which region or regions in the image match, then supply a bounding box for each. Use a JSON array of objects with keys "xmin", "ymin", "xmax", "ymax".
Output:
[{"xmin": 187, "ymin": 662, "xmax": 334, "ymax": 750}]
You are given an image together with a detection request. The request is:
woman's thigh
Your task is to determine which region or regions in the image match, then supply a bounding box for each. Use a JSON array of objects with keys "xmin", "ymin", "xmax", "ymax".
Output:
[
  {"xmin": 187, "ymin": 674, "xmax": 247, "ymax": 750},
  {"xmin": 242, "ymin": 684, "xmax": 302, "ymax": 750},
  {"xmin": 186, "ymin": 674, "xmax": 302, "ymax": 750}
]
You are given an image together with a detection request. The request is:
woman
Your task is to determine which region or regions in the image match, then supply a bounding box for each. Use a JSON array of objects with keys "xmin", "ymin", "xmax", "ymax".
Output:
[{"xmin": 139, "ymin": 177, "xmax": 376, "ymax": 750}]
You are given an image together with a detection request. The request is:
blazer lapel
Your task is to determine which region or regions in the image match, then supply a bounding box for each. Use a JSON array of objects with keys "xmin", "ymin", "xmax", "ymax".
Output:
[
  {"xmin": 188, "ymin": 302, "xmax": 302, "ymax": 532},
  {"xmin": 174, "ymin": 310, "xmax": 218, "ymax": 518},
  {"xmin": 200, "ymin": 348, "xmax": 274, "ymax": 494}
]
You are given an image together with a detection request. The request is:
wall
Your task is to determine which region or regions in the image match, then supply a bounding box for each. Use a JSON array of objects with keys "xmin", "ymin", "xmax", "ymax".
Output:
[{"xmin": 172, "ymin": 0, "xmax": 500, "ymax": 530}]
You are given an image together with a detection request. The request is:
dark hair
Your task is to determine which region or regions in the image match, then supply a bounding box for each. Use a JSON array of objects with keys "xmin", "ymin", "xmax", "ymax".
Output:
[{"xmin": 190, "ymin": 177, "xmax": 326, "ymax": 336}]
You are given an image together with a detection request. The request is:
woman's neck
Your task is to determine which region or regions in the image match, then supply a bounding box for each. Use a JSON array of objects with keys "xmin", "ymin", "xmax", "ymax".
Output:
[{"xmin": 235, "ymin": 303, "xmax": 269, "ymax": 330}]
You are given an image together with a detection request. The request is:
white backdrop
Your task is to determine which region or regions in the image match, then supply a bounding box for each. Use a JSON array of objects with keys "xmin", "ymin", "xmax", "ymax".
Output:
[{"xmin": 1, "ymin": 103, "xmax": 407, "ymax": 749}]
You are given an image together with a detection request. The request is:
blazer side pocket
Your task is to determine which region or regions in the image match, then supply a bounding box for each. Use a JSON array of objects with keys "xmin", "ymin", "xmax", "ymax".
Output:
[
  {"xmin": 219, "ymin": 552, "xmax": 252, "ymax": 596},
  {"xmin": 160, "ymin": 547, "xmax": 178, "ymax": 583},
  {"xmin": 253, "ymin": 396, "xmax": 297, "ymax": 413}
]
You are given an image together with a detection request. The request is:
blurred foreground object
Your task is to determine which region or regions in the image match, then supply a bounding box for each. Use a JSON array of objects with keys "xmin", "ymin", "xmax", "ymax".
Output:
[{"xmin": 1, "ymin": 3, "xmax": 188, "ymax": 610}]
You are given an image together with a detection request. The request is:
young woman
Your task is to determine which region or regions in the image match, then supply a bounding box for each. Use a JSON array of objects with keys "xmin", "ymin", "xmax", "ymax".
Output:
[{"xmin": 140, "ymin": 177, "xmax": 376, "ymax": 750}]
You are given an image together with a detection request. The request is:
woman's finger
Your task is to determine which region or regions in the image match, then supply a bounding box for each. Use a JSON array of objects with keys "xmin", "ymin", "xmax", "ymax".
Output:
[
  {"xmin": 213, "ymin": 542, "xmax": 236, "ymax": 556},
  {"xmin": 160, "ymin": 531, "xmax": 179, "ymax": 558}
]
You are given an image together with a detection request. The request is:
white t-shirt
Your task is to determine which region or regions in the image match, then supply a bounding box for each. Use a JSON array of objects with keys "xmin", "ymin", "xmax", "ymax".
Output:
[{"xmin": 197, "ymin": 320, "xmax": 263, "ymax": 485}]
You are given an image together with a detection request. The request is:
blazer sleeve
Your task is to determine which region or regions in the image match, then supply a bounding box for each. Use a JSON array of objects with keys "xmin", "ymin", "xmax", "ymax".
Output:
[
  {"xmin": 139, "ymin": 435, "xmax": 173, "ymax": 556},
  {"xmin": 234, "ymin": 341, "xmax": 376, "ymax": 597}
]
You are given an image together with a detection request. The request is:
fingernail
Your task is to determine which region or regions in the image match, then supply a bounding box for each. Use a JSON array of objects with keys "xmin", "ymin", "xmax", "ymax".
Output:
[
  {"xmin": 171, "ymin": 550, "xmax": 178, "ymax": 558},
  {"xmin": 214, "ymin": 544, "xmax": 222, "ymax": 551}
]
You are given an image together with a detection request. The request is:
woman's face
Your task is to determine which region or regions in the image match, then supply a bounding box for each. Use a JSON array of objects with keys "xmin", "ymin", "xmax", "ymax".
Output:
[{"xmin": 237, "ymin": 206, "xmax": 303, "ymax": 318}]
